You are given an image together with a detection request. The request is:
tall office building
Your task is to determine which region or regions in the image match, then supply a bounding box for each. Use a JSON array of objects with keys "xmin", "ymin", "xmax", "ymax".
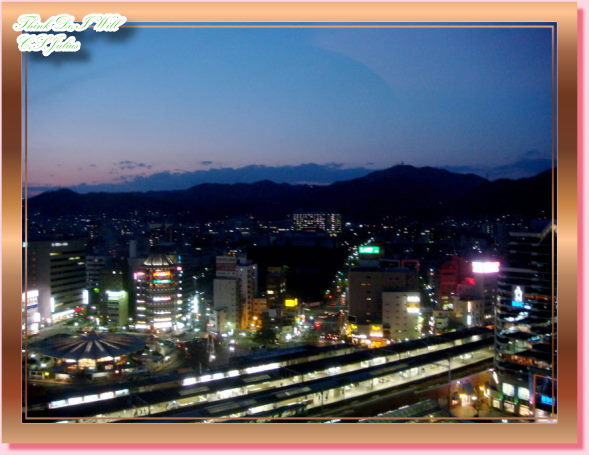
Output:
[
  {"xmin": 22, "ymin": 289, "xmax": 41, "ymax": 335},
  {"xmin": 134, "ymin": 253, "xmax": 183, "ymax": 331},
  {"xmin": 213, "ymin": 278, "xmax": 239, "ymax": 332},
  {"xmin": 175, "ymin": 253, "xmax": 207, "ymax": 320},
  {"xmin": 26, "ymin": 240, "xmax": 87, "ymax": 324},
  {"xmin": 470, "ymin": 260, "xmax": 500, "ymax": 323},
  {"xmin": 452, "ymin": 298, "xmax": 486, "ymax": 328},
  {"xmin": 438, "ymin": 256, "xmax": 470, "ymax": 310},
  {"xmin": 237, "ymin": 259, "xmax": 258, "ymax": 329},
  {"xmin": 348, "ymin": 266, "xmax": 419, "ymax": 325},
  {"xmin": 382, "ymin": 291, "xmax": 422, "ymax": 340},
  {"xmin": 86, "ymin": 255, "xmax": 107, "ymax": 289},
  {"xmin": 292, "ymin": 212, "xmax": 342, "ymax": 235},
  {"xmin": 213, "ymin": 255, "xmax": 239, "ymax": 333},
  {"xmin": 492, "ymin": 224, "xmax": 555, "ymax": 418},
  {"xmin": 213, "ymin": 255, "xmax": 258, "ymax": 332},
  {"xmin": 98, "ymin": 268, "xmax": 129, "ymax": 328},
  {"xmin": 266, "ymin": 266, "xmax": 287, "ymax": 308}
]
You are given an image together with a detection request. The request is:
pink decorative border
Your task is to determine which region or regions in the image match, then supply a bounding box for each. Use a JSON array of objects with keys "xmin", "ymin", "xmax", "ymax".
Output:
[{"xmin": 1, "ymin": 0, "xmax": 585, "ymax": 453}]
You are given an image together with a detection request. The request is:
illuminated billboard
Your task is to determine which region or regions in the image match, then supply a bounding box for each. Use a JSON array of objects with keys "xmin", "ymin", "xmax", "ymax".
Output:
[
  {"xmin": 284, "ymin": 298, "xmax": 298, "ymax": 308},
  {"xmin": 512, "ymin": 285, "xmax": 525, "ymax": 307},
  {"xmin": 358, "ymin": 245, "xmax": 380, "ymax": 255},
  {"xmin": 369, "ymin": 324, "xmax": 383, "ymax": 337},
  {"xmin": 106, "ymin": 290, "xmax": 126, "ymax": 299},
  {"xmin": 153, "ymin": 271, "xmax": 171, "ymax": 278},
  {"xmin": 472, "ymin": 261, "xmax": 500, "ymax": 274}
]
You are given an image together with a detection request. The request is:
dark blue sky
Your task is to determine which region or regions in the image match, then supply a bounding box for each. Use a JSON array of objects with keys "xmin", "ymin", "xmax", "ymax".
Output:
[{"xmin": 27, "ymin": 26, "xmax": 553, "ymax": 189}]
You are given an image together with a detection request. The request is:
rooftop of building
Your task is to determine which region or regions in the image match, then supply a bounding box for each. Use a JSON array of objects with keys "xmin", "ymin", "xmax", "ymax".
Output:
[
  {"xmin": 143, "ymin": 253, "xmax": 178, "ymax": 267},
  {"xmin": 350, "ymin": 266, "xmax": 415, "ymax": 273},
  {"xmin": 30, "ymin": 332, "xmax": 146, "ymax": 360}
]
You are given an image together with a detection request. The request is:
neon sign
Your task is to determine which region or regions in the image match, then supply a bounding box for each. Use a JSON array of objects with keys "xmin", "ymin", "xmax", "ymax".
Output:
[
  {"xmin": 358, "ymin": 246, "xmax": 380, "ymax": 254},
  {"xmin": 472, "ymin": 261, "xmax": 500, "ymax": 274}
]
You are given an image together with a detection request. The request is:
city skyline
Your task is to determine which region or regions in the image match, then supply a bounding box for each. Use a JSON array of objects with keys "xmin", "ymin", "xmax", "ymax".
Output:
[
  {"xmin": 27, "ymin": 26, "xmax": 552, "ymax": 190},
  {"xmin": 24, "ymin": 215, "xmax": 556, "ymax": 422}
]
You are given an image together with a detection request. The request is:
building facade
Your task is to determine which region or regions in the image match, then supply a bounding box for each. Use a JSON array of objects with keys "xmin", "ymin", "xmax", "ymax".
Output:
[
  {"xmin": 348, "ymin": 267, "xmax": 419, "ymax": 325},
  {"xmin": 22, "ymin": 289, "xmax": 41, "ymax": 335},
  {"xmin": 292, "ymin": 212, "xmax": 342, "ymax": 235},
  {"xmin": 382, "ymin": 291, "xmax": 422, "ymax": 340},
  {"xmin": 266, "ymin": 266, "xmax": 287, "ymax": 308},
  {"xmin": 237, "ymin": 259, "xmax": 258, "ymax": 329},
  {"xmin": 134, "ymin": 253, "xmax": 183, "ymax": 331},
  {"xmin": 86, "ymin": 255, "xmax": 107, "ymax": 289},
  {"xmin": 438, "ymin": 256, "xmax": 470, "ymax": 310},
  {"xmin": 26, "ymin": 240, "xmax": 87, "ymax": 325},
  {"xmin": 213, "ymin": 255, "xmax": 259, "ymax": 332},
  {"xmin": 98, "ymin": 268, "xmax": 129, "ymax": 328},
  {"xmin": 492, "ymin": 224, "xmax": 555, "ymax": 418}
]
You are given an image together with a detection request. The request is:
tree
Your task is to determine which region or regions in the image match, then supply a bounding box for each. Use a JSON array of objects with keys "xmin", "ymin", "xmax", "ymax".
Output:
[
  {"xmin": 253, "ymin": 326, "xmax": 277, "ymax": 347},
  {"xmin": 303, "ymin": 329, "xmax": 320, "ymax": 345}
]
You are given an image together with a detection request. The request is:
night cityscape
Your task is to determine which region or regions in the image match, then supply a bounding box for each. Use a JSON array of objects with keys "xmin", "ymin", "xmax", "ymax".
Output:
[{"xmin": 22, "ymin": 26, "xmax": 555, "ymax": 423}]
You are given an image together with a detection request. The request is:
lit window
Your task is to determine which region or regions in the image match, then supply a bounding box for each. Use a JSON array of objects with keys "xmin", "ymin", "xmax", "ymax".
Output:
[
  {"xmin": 518, "ymin": 387, "xmax": 530, "ymax": 401},
  {"xmin": 502, "ymin": 383, "xmax": 515, "ymax": 397},
  {"xmin": 519, "ymin": 405, "xmax": 532, "ymax": 416}
]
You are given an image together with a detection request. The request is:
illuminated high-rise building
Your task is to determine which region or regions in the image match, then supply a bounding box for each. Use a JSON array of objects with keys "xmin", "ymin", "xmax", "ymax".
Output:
[
  {"xmin": 22, "ymin": 289, "xmax": 41, "ymax": 335},
  {"xmin": 469, "ymin": 260, "xmax": 500, "ymax": 323},
  {"xmin": 213, "ymin": 255, "xmax": 239, "ymax": 333},
  {"xmin": 382, "ymin": 291, "xmax": 422, "ymax": 341},
  {"xmin": 98, "ymin": 268, "xmax": 129, "ymax": 328},
  {"xmin": 438, "ymin": 256, "xmax": 470, "ymax": 310},
  {"xmin": 348, "ymin": 266, "xmax": 419, "ymax": 325},
  {"xmin": 26, "ymin": 239, "xmax": 87, "ymax": 325},
  {"xmin": 213, "ymin": 255, "xmax": 258, "ymax": 332},
  {"xmin": 492, "ymin": 224, "xmax": 555, "ymax": 418},
  {"xmin": 237, "ymin": 259, "xmax": 258, "ymax": 329},
  {"xmin": 266, "ymin": 266, "xmax": 287, "ymax": 308},
  {"xmin": 292, "ymin": 211, "xmax": 342, "ymax": 235},
  {"xmin": 134, "ymin": 253, "xmax": 183, "ymax": 331},
  {"xmin": 86, "ymin": 255, "xmax": 107, "ymax": 289}
]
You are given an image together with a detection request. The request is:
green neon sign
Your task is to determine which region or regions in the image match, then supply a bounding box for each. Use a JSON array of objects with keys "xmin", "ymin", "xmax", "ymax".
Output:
[{"xmin": 358, "ymin": 246, "xmax": 380, "ymax": 254}]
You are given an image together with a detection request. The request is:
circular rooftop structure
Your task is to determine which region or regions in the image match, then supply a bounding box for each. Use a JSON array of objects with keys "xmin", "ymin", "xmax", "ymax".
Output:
[
  {"xmin": 143, "ymin": 253, "xmax": 178, "ymax": 267},
  {"xmin": 30, "ymin": 333, "xmax": 146, "ymax": 361}
]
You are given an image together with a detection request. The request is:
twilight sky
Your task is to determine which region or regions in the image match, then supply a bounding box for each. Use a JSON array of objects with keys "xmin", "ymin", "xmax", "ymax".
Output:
[{"xmin": 27, "ymin": 26, "xmax": 553, "ymax": 191}]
